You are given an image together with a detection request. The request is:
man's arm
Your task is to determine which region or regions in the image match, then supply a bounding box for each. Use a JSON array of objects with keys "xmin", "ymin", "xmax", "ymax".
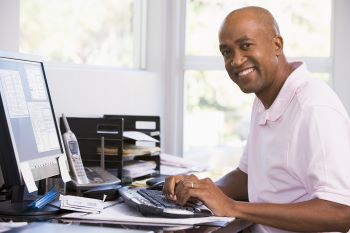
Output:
[
  {"xmin": 230, "ymin": 198, "xmax": 350, "ymax": 232},
  {"xmin": 215, "ymin": 168, "xmax": 248, "ymax": 201},
  {"xmin": 164, "ymin": 173, "xmax": 350, "ymax": 232}
]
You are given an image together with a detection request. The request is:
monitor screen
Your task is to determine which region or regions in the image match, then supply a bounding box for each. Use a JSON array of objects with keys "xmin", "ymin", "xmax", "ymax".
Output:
[{"xmin": 0, "ymin": 52, "xmax": 64, "ymax": 190}]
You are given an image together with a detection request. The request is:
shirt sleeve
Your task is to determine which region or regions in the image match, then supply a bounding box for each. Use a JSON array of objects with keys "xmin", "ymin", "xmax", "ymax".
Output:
[{"xmin": 294, "ymin": 106, "xmax": 350, "ymax": 206}]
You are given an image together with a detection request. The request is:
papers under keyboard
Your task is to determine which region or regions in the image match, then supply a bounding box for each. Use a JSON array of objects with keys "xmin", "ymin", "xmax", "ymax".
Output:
[{"xmin": 119, "ymin": 187, "xmax": 212, "ymax": 218}]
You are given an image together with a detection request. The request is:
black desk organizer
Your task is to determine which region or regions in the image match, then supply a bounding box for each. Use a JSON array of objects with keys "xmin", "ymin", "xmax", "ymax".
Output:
[{"xmin": 59, "ymin": 115, "xmax": 161, "ymax": 184}]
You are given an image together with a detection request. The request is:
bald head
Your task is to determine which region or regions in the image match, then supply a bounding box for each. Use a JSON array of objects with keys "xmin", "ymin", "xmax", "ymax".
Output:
[
  {"xmin": 221, "ymin": 6, "xmax": 280, "ymax": 39},
  {"xmin": 218, "ymin": 6, "xmax": 291, "ymax": 106}
]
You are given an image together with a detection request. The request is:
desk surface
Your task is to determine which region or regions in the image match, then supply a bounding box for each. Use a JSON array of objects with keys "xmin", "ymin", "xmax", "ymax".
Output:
[
  {"xmin": 6, "ymin": 222, "xmax": 150, "ymax": 233},
  {"xmin": 56, "ymin": 218, "xmax": 252, "ymax": 233},
  {"xmin": 2, "ymin": 209, "xmax": 251, "ymax": 233}
]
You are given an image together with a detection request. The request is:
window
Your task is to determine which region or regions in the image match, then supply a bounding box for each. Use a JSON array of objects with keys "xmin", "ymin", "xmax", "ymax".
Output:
[
  {"xmin": 186, "ymin": 0, "xmax": 331, "ymax": 57},
  {"xmin": 20, "ymin": 0, "xmax": 145, "ymax": 68},
  {"xmin": 183, "ymin": 0, "xmax": 333, "ymax": 167}
]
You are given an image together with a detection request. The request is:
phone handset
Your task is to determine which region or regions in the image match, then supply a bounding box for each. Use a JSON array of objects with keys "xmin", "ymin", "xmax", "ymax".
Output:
[{"xmin": 62, "ymin": 114, "xmax": 89, "ymax": 185}]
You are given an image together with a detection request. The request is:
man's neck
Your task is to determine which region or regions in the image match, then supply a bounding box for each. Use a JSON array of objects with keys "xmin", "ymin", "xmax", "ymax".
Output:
[{"xmin": 257, "ymin": 61, "xmax": 295, "ymax": 109}]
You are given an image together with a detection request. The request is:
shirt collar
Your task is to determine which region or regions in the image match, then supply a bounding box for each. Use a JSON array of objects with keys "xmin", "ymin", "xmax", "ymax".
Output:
[{"xmin": 257, "ymin": 61, "xmax": 307, "ymax": 125}]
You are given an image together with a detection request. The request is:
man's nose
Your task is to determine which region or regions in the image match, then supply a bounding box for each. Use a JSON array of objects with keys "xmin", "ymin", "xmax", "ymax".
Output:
[{"xmin": 230, "ymin": 52, "xmax": 246, "ymax": 67}]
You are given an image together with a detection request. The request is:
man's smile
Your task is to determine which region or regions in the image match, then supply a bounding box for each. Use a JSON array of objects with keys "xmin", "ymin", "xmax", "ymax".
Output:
[{"xmin": 236, "ymin": 67, "xmax": 255, "ymax": 77}]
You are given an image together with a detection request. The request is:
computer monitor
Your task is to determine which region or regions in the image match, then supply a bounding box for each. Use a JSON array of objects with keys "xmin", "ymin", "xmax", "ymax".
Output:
[{"xmin": 0, "ymin": 51, "xmax": 65, "ymax": 216}]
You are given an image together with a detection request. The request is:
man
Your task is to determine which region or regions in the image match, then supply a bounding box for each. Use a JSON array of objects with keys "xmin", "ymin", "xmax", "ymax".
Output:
[{"xmin": 163, "ymin": 6, "xmax": 350, "ymax": 232}]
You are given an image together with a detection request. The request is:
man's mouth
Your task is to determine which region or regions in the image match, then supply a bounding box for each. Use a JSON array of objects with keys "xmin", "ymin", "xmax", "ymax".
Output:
[{"xmin": 236, "ymin": 67, "xmax": 255, "ymax": 77}]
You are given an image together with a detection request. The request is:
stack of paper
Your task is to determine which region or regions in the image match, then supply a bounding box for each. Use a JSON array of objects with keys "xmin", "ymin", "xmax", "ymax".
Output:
[
  {"xmin": 161, "ymin": 153, "xmax": 206, "ymax": 170},
  {"xmin": 61, "ymin": 202, "xmax": 235, "ymax": 226},
  {"xmin": 96, "ymin": 131, "xmax": 160, "ymax": 157},
  {"xmin": 59, "ymin": 195, "xmax": 105, "ymax": 213},
  {"xmin": 123, "ymin": 160, "xmax": 157, "ymax": 178},
  {"xmin": 97, "ymin": 144, "xmax": 160, "ymax": 157}
]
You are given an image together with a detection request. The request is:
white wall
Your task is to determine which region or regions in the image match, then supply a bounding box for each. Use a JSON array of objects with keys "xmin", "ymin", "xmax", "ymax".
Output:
[
  {"xmin": 0, "ymin": 0, "xmax": 19, "ymax": 51},
  {"xmin": 46, "ymin": 65, "xmax": 162, "ymax": 118}
]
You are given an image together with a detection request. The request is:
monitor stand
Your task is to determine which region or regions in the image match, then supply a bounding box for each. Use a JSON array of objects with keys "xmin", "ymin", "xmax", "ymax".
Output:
[{"xmin": 0, "ymin": 183, "xmax": 61, "ymax": 217}]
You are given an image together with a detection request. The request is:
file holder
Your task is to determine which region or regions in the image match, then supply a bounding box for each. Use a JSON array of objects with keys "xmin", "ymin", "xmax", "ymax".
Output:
[
  {"xmin": 59, "ymin": 116, "xmax": 161, "ymax": 183},
  {"xmin": 104, "ymin": 115, "xmax": 161, "ymax": 146},
  {"xmin": 104, "ymin": 115, "xmax": 161, "ymax": 174}
]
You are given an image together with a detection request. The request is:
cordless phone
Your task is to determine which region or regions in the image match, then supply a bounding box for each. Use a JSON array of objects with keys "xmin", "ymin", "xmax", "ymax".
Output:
[
  {"xmin": 61, "ymin": 114, "xmax": 121, "ymax": 190},
  {"xmin": 62, "ymin": 114, "xmax": 90, "ymax": 185}
]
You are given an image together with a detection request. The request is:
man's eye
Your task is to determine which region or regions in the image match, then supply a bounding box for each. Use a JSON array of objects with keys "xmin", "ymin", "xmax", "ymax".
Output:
[
  {"xmin": 221, "ymin": 50, "xmax": 231, "ymax": 58},
  {"xmin": 241, "ymin": 43, "xmax": 252, "ymax": 50}
]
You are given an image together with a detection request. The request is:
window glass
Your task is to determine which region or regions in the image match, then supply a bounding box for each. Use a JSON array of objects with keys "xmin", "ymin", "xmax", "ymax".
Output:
[
  {"xmin": 20, "ymin": 0, "xmax": 136, "ymax": 68},
  {"xmin": 186, "ymin": 0, "xmax": 332, "ymax": 57},
  {"xmin": 313, "ymin": 73, "xmax": 330, "ymax": 84},
  {"xmin": 184, "ymin": 70, "xmax": 254, "ymax": 157}
]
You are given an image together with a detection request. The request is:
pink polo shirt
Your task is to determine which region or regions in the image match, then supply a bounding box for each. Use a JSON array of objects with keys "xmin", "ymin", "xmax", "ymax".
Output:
[{"xmin": 239, "ymin": 62, "xmax": 350, "ymax": 233}]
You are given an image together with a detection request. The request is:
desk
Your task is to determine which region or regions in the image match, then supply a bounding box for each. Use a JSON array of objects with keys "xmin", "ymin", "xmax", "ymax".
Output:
[
  {"xmin": 0, "ymin": 208, "xmax": 252, "ymax": 233},
  {"xmin": 55, "ymin": 218, "xmax": 252, "ymax": 233},
  {"xmin": 6, "ymin": 222, "xmax": 150, "ymax": 233}
]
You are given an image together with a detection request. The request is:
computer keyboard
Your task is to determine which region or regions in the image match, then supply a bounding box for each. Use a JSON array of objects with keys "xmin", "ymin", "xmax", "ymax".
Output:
[{"xmin": 119, "ymin": 187, "xmax": 212, "ymax": 218}]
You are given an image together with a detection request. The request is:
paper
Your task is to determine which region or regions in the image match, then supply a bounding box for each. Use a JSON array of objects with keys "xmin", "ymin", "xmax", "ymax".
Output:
[
  {"xmin": 59, "ymin": 195, "xmax": 105, "ymax": 213},
  {"xmin": 160, "ymin": 165, "xmax": 191, "ymax": 176},
  {"xmin": 61, "ymin": 202, "xmax": 234, "ymax": 226},
  {"xmin": 19, "ymin": 162, "xmax": 37, "ymax": 193},
  {"xmin": 160, "ymin": 153, "xmax": 206, "ymax": 172},
  {"xmin": 0, "ymin": 222, "xmax": 27, "ymax": 233},
  {"xmin": 122, "ymin": 160, "xmax": 157, "ymax": 179},
  {"xmin": 58, "ymin": 155, "xmax": 71, "ymax": 182},
  {"xmin": 97, "ymin": 144, "xmax": 160, "ymax": 157},
  {"xmin": 123, "ymin": 131, "xmax": 159, "ymax": 142}
]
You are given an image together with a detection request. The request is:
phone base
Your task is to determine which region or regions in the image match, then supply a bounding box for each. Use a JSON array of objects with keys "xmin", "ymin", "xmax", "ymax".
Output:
[{"xmin": 68, "ymin": 167, "xmax": 121, "ymax": 190}]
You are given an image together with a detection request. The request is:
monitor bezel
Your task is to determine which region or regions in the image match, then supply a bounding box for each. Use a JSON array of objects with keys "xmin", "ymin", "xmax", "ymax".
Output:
[{"xmin": 0, "ymin": 51, "xmax": 65, "ymax": 188}]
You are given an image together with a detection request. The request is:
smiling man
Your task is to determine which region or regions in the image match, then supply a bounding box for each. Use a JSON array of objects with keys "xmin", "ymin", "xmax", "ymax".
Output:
[{"xmin": 163, "ymin": 6, "xmax": 350, "ymax": 232}]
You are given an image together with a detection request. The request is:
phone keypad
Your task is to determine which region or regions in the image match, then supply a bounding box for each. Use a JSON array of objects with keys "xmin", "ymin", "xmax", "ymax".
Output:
[{"xmin": 72, "ymin": 155, "xmax": 86, "ymax": 177}]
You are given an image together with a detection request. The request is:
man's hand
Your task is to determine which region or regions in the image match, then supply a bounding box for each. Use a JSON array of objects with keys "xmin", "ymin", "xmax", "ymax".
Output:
[{"xmin": 163, "ymin": 174, "xmax": 235, "ymax": 216}]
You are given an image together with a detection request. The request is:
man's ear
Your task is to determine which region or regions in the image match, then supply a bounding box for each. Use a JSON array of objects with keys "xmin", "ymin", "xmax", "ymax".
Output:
[{"xmin": 273, "ymin": 35, "xmax": 283, "ymax": 56}]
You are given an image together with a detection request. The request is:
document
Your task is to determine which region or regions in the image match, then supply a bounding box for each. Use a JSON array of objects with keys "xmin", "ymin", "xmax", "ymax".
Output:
[
  {"xmin": 123, "ymin": 131, "xmax": 159, "ymax": 142},
  {"xmin": 61, "ymin": 202, "xmax": 234, "ymax": 226},
  {"xmin": 58, "ymin": 155, "xmax": 71, "ymax": 183},
  {"xmin": 160, "ymin": 153, "xmax": 206, "ymax": 172},
  {"xmin": 59, "ymin": 195, "xmax": 106, "ymax": 213},
  {"xmin": 160, "ymin": 164, "xmax": 192, "ymax": 176},
  {"xmin": 19, "ymin": 162, "xmax": 37, "ymax": 193}
]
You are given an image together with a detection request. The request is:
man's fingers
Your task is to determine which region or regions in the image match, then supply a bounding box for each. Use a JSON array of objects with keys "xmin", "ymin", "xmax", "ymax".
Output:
[
  {"xmin": 174, "ymin": 179, "xmax": 203, "ymax": 205},
  {"xmin": 175, "ymin": 186, "xmax": 203, "ymax": 206},
  {"xmin": 163, "ymin": 175, "xmax": 186, "ymax": 196}
]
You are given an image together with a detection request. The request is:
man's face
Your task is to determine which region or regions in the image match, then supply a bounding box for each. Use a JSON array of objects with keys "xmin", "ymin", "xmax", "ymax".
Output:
[{"xmin": 219, "ymin": 15, "xmax": 280, "ymax": 95}]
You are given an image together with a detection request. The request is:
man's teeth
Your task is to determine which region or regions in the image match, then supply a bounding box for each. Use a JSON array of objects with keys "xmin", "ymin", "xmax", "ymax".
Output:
[{"xmin": 238, "ymin": 68, "xmax": 254, "ymax": 76}]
